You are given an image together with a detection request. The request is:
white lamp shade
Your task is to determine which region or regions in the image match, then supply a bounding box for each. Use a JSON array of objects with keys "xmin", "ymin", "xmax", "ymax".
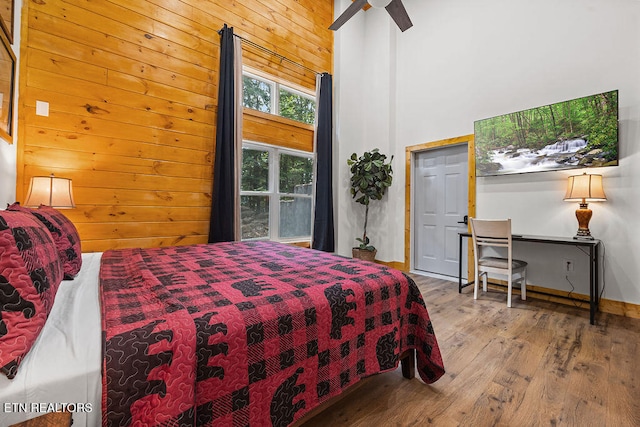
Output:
[
  {"xmin": 24, "ymin": 175, "xmax": 76, "ymax": 208},
  {"xmin": 564, "ymin": 173, "xmax": 606, "ymax": 202},
  {"xmin": 368, "ymin": 0, "xmax": 392, "ymax": 8}
]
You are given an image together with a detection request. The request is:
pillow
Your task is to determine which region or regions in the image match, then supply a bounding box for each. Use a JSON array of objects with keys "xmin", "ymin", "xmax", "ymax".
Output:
[
  {"xmin": 0, "ymin": 210, "xmax": 64, "ymax": 379},
  {"xmin": 8, "ymin": 203, "xmax": 82, "ymax": 279}
]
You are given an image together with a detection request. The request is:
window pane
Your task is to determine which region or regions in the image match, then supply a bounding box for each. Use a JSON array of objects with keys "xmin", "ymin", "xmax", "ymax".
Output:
[
  {"xmin": 279, "ymin": 88, "xmax": 315, "ymax": 124},
  {"xmin": 279, "ymin": 154, "xmax": 313, "ymax": 194},
  {"xmin": 243, "ymin": 76, "xmax": 272, "ymax": 113},
  {"xmin": 279, "ymin": 196, "xmax": 311, "ymax": 239},
  {"xmin": 242, "ymin": 148, "xmax": 269, "ymax": 191},
  {"xmin": 241, "ymin": 195, "xmax": 269, "ymax": 239}
]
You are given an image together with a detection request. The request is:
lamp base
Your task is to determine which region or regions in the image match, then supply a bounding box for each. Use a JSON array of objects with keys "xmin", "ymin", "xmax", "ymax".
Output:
[
  {"xmin": 574, "ymin": 202, "xmax": 594, "ymax": 240},
  {"xmin": 573, "ymin": 235, "xmax": 595, "ymax": 240}
]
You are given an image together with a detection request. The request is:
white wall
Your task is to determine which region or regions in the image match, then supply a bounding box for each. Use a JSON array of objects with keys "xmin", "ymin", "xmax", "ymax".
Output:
[
  {"xmin": 334, "ymin": 0, "xmax": 401, "ymax": 259},
  {"xmin": 334, "ymin": 0, "xmax": 640, "ymax": 304},
  {"xmin": 0, "ymin": 3, "xmax": 21, "ymax": 207}
]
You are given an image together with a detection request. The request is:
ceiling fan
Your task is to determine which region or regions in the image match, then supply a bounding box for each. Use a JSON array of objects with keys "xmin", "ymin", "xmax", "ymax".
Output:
[{"xmin": 329, "ymin": 0, "xmax": 413, "ymax": 32}]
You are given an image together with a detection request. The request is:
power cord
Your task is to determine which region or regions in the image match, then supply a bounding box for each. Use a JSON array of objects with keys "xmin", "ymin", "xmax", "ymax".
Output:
[
  {"xmin": 599, "ymin": 241, "xmax": 606, "ymax": 300},
  {"xmin": 570, "ymin": 241, "xmax": 606, "ymax": 305},
  {"xmin": 564, "ymin": 274, "xmax": 583, "ymax": 308}
]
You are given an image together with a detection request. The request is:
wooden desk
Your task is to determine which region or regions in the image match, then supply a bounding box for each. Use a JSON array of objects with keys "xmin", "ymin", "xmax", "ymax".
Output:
[{"xmin": 458, "ymin": 232, "xmax": 601, "ymax": 325}]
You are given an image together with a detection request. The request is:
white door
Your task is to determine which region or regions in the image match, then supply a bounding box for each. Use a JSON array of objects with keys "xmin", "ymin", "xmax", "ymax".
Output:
[{"xmin": 414, "ymin": 144, "xmax": 468, "ymax": 277}]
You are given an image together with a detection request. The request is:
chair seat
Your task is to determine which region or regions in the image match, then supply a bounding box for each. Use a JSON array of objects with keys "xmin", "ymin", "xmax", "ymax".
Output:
[{"xmin": 479, "ymin": 256, "xmax": 528, "ymax": 270}]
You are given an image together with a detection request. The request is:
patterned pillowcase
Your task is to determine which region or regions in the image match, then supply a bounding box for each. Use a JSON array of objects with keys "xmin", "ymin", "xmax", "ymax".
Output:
[
  {"xmin": 8, "ymin": 204, "xmax": 82, "ymax": 279},
  {"xmin": 0, "ymin": 210, "xmax": 64, "ymax": 379}
]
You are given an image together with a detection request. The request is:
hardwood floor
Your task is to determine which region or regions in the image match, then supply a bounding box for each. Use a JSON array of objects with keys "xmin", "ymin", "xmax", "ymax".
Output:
[{"xmin": 302, "ymin": 274, "xmax": 640, "ymax": 426}]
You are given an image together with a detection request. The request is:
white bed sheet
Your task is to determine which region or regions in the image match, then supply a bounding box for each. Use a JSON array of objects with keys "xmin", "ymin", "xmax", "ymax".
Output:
[{"xmin": 0, "ymin": 252, "xmax": 103, "ymax": 427}]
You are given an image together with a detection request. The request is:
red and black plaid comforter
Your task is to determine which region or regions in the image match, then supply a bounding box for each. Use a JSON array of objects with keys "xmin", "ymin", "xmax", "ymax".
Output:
[{"xmin": 99, "ymin": 241, "xmax": 444, "ymax": 426}]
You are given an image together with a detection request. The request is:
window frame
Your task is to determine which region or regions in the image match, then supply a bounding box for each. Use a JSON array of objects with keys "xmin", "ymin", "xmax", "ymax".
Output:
[
  {"xmin": 240, "ymin": 140, "xmax": 315, "ymax": 243},
  {"xmin": 277, "ymin": 85, "xmax": 316, "ymax": 124},
  {"xmin": 242, "ymin": 71, "xmax": 277, "ymax": 114},
  {"xmin": 242, "ymin": 68, "xmax": 316, "ymax": 125}
]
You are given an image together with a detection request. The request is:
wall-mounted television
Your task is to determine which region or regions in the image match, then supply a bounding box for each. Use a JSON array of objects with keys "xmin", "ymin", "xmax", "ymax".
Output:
[{"xmin": 474, "ymin": 90, "xmax": 618, "ymax": 177}]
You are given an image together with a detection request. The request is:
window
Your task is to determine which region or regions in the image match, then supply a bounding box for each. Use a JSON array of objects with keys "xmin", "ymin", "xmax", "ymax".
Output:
[
  {"xmin": 242, "ymin": 71, "xmax": 316, "ymax": 125},
  {"xmin": 240, "ymin": 142, "xmax": 314, "ymax": 242},
  {"xmin": 242, "ymin": 74, "xmax": 273, "ymax": 114},
  {"xmin": 279, "ymin": 87, "xmax": 316, "ymax": 125}
]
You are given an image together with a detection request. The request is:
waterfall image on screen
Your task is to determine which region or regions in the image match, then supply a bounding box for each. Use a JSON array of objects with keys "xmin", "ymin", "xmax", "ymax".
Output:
[{"xmin": 474, "ymin": 90, "xmax": 619, "ymax": 177}]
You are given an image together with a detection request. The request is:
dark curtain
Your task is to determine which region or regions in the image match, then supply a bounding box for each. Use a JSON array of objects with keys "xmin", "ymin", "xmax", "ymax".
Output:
[
  {"xmin": 209, "ymin": 24, "xmax": 236, "ymax": 243},
  {"xmin": 312, "ymin": 73, "xmax": 335, "ymax": 252}
]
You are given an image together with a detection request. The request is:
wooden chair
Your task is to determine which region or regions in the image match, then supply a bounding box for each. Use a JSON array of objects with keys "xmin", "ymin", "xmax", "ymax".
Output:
[{"xmin": 469, "ymin": 218, "xmax": 527, "ymax": 307}]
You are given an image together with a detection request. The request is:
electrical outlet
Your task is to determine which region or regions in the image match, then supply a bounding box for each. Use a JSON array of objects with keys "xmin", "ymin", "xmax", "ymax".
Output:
[{"xmin": 563, "ymin": 259, "xmax": 574, "ymax": 272}]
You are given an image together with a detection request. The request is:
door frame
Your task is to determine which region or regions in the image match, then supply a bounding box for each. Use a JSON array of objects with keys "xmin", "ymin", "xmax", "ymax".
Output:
[{"xmin": 405, "ymin": 134, "xmax": 476, "ymax": 276}]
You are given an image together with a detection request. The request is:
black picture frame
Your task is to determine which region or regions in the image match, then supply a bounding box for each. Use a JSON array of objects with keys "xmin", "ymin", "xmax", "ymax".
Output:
[
  {"xmin": 0, "ymin": 28, "xmax": 15, "ymax": 142},
  {"xmin": 0, "ymin": 0, "xmax": 13, "ymax": 44}
]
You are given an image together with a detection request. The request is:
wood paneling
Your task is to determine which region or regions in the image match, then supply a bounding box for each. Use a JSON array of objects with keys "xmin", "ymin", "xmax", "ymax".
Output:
[
  {"xmin": 243, "ymin": 108, "xmax": 314, "ymax": 152},
  {"xmin": 17, "ymin": 0, "xmax": 333, "ymax": 251}
]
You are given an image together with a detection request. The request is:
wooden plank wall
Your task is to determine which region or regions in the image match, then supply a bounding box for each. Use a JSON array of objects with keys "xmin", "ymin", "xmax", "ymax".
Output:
[{"xmin": 16, "ymin": 0, "xmax": 333, "ymax": 252}]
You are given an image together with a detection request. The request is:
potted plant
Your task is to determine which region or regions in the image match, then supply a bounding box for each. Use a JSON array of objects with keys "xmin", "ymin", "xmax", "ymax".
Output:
[{"xmin": 348, "ymin": 148, "xmax": 394, "ymax": 262}]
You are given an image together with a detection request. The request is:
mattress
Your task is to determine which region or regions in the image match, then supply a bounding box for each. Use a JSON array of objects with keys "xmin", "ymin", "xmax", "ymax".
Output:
[{"xmin": 0, "ymin": 252, "xmax": 103, "ymax": 427}]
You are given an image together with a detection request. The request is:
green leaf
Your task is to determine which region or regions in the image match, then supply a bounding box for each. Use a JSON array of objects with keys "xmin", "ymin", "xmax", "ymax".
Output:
[{"xmin": 348, "ymin": 148, "xmax": 394, "ymax": 240}]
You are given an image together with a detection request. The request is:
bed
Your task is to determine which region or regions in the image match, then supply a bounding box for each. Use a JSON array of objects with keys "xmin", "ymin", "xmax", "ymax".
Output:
[{"xmin": 1, "ymin": 207, "xmax": 444, "ymax": 427}]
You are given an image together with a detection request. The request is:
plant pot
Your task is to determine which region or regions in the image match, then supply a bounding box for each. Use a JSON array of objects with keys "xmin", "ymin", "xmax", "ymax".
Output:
[{"xmin": 352, "ymin": 247, "xmax": 377, "ymax": 262}]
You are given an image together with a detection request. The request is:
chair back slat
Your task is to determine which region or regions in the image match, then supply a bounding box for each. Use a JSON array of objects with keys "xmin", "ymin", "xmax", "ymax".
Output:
[
  {"xmin": 470, "ymin": 218, "xmax": 513, "ymax": 261},
  {"xmin": 476, "ymin": 238, "xmax": 508, "ymax": 247},
  {"xmin": 470, "ymin": 219, "xmax": 511, "ymax": 240}
]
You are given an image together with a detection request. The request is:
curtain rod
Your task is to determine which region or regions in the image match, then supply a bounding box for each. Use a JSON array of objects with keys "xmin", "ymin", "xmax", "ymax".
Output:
[{"xmin": 231, "ymin": 33, "xmax": 322, "ymax": 76}]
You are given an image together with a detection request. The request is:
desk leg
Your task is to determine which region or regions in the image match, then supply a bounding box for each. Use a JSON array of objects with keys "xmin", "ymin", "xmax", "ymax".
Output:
[
  {"xmin": 589, "ymin": 243, "xmax": 600, "ymax": 325},
  {"xmin": 595, "ymin": 243, "xmax": 600, "ymax": 308},
  {"xmin": 589, "ymin": 243, "xmax": 598, "ymax": 325},
  {"xmin": 458, "ymin": 234, "xmax": 463, "ymax": 293}
]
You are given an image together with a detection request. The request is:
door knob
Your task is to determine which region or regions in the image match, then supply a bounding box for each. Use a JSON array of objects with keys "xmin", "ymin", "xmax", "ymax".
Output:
[{"xmin": 457, "ymin": 215, "xmax": 468, "ymax": 225}]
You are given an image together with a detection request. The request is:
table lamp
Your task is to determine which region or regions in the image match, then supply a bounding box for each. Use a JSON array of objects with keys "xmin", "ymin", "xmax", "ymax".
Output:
[
  {"xmin": 23, "ymin": 174, "xmax": 76, "ymax": 208},
  {"xmin": 563, "ymin": 172, "xmax": 606, "ymax": 240}
]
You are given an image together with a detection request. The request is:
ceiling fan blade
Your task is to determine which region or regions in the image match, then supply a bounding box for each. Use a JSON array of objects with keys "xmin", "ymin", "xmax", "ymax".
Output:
[
  {"xmin": 329, "ymin": 0, "xmax": 369, "ymax": 31},
  {"xmin": 385, "ymin": 0, "xmax": 413, "ymax": 32}
]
